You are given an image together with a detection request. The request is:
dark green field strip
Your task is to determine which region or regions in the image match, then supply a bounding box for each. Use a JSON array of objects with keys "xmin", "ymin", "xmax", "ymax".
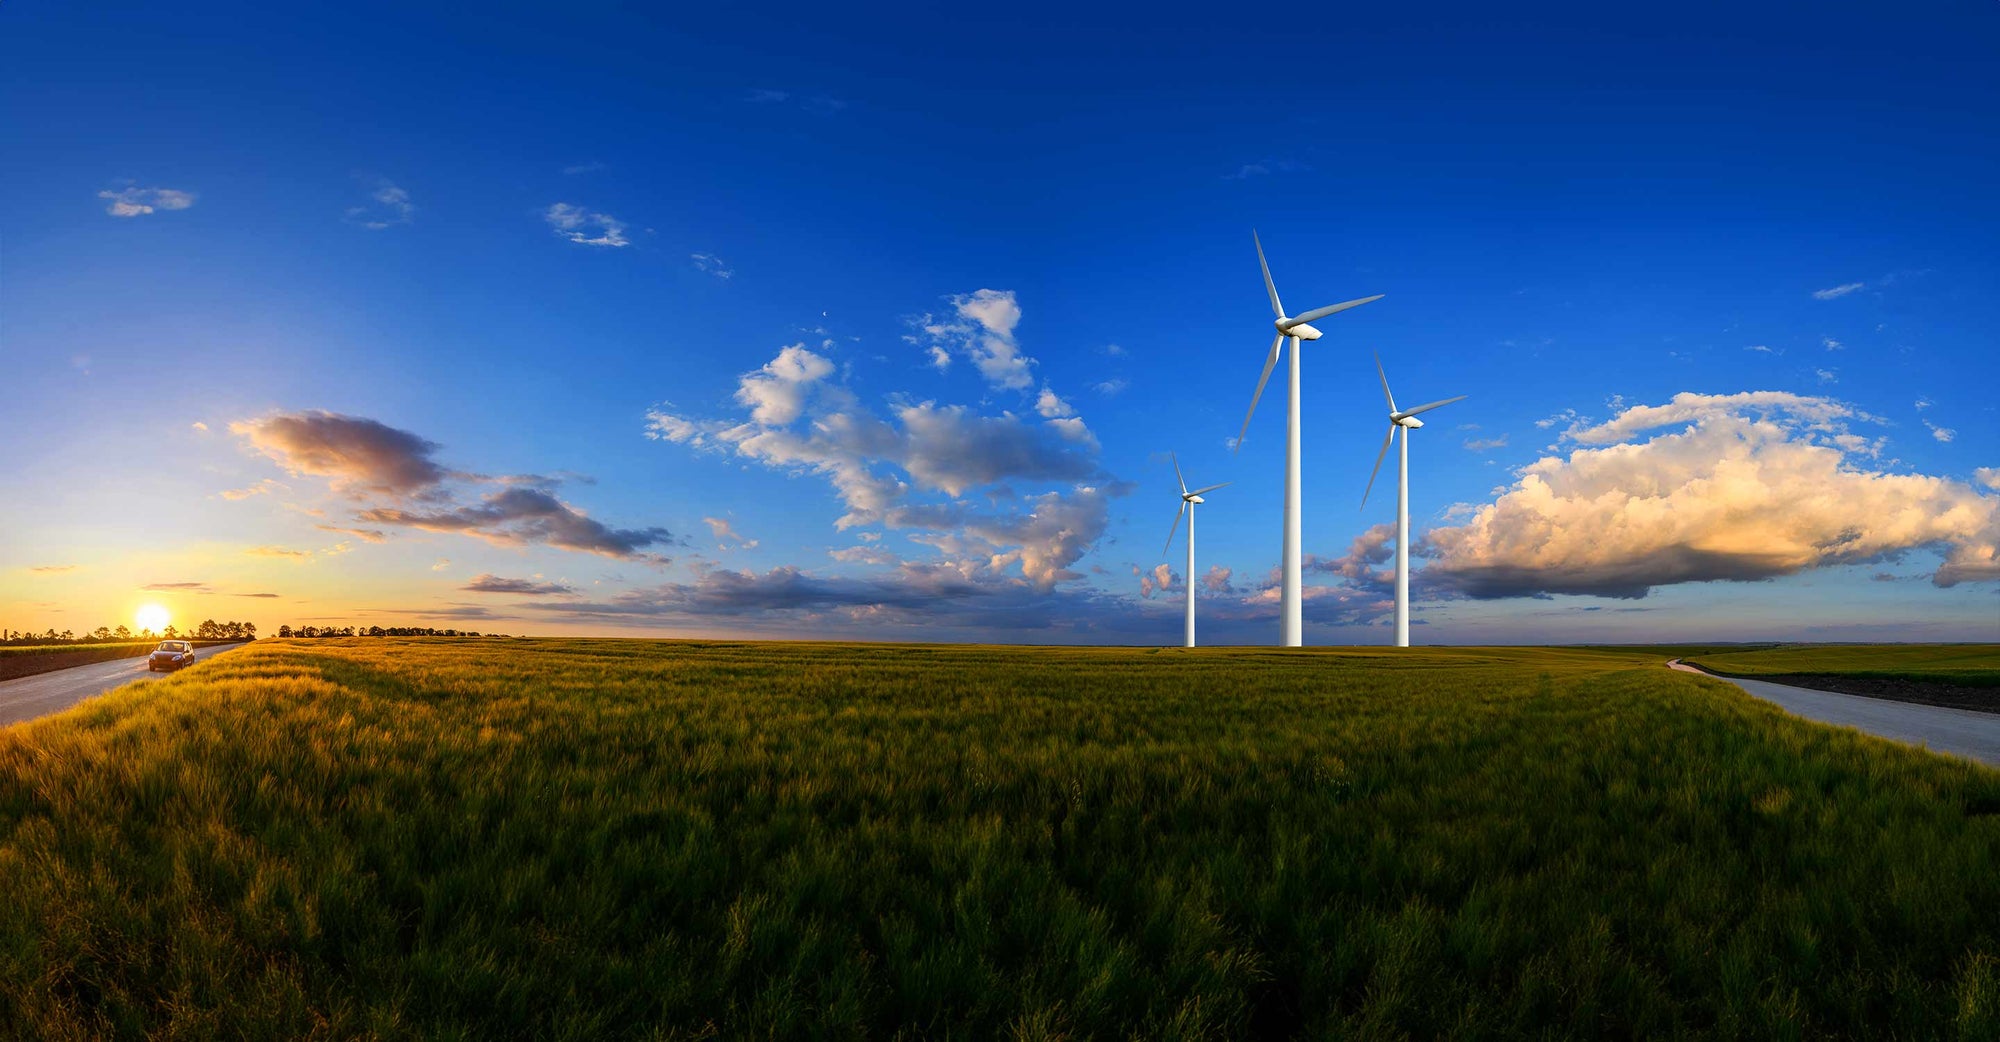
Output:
[
  {"xmin": 0, "ymin": 639, "xmax": 1996, "ymax": 1039},
  {"xmin": 1686, "ymin": 645, "xmax": 2000, "ymax": 688}
]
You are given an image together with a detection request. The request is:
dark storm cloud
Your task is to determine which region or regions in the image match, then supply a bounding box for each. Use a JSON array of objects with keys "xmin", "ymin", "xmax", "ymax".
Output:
[
  {"xmin": 462, "ymin": 574, "xmax": 578, "ymax": 596},
  {"xmin": 230, "ymin": 410, "xmax": 672, "ymax": 563},
  {"xmin": 231, "ymin": 410, "xmax": 448, "ymax": 496},
  {"xmin": 359, "ymin": 488, "xmax": 672, "ymax": 561}
]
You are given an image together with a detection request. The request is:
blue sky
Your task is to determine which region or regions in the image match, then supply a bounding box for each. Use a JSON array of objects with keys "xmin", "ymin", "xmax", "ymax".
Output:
[{"xmin": 3, "ymin": 0, "xmax": 1996, "ymax": 643}]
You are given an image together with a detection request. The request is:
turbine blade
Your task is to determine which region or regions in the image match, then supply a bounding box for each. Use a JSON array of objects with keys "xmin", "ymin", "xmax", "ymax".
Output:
[
  {"xmin": 1360, "ymin": 426, "xmax": 1394, "ymax": 510},
  {"xmin": 1374, "ymin": 352, "xmax": 1398, "ymax": 415},
  {"xmin": 1163, "ymin": 500, "xmax": 1187, "ymax": 557},
  {"xmin": 1171, "ymin": 451, "xmax": 1187, "ymax": 496},
  {"xmin": 1188, "ymin": 481, "xmax": 1230, "ymax": 496},
  {"xmin": 1400, "ymin": 394, "xmax": 1469, "ymax": 418},
  {"xmin": 1253, "ymin": 231, "xmax": 1284, "ymax": 318},
  {"xmin": 1287, "ymin": 293, "xmax": 1385, "ymax": 326},
  {"xmin": 1235, "ymin": 334, "xmax": 1284, "ymax": 452}
]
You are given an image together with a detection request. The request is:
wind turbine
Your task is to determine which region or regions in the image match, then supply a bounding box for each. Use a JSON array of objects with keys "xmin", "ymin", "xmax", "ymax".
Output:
[
  {"xmin": 1235, "ymin": 232, "xmax": 1384, "ymax": 647},
  {"xmin": 1163, "ymin": 452, "xmax": 1229, "ymax": 648},
  {"xmin": 1360, "ymin": 352, "xmax": 1466, "ymax": 648}
]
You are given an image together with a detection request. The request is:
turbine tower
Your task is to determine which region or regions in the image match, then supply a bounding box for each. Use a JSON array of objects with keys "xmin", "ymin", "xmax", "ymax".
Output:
[
  {"xmin": 1235, "ymin": 232, "xmax": 1384, "ymax": 647},
  {"xmin": 1163, "ymin": 452, "xmax": 1229, "ymax": 648},
  {"xmin": 1360, "ymin": 352, "xmax": 1466, "ymax": 648}
]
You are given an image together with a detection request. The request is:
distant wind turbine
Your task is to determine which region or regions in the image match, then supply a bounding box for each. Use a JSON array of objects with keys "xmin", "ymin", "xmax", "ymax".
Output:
[
  {"xmin": 1163, "ymin": 452, "xmax": 1229, "ymax": 648},
  {"xmin": 1361, "ymin": 352, "xmax": 1466, "ymax": 648},
  {"xmin": 1236, "ymin": 232, "xmax": 1383, "ymax": 647}
]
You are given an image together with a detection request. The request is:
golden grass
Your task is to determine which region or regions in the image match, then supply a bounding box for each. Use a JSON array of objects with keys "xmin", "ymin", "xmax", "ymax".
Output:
[{"xmin": 0, "ymin": 638, "xmax": 1996, "ymax": 1039}]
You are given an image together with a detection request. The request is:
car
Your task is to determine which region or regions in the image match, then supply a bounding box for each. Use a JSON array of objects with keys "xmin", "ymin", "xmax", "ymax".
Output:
[{"xmin": 147, "ymin": 640, "xmax": 195, "ymax": 672}]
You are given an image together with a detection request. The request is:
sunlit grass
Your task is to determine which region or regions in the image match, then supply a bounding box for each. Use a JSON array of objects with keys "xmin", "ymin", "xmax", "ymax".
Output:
[{"xmin": 1, "ymin": 638, "xmax": 1997, "ymax": 1038}]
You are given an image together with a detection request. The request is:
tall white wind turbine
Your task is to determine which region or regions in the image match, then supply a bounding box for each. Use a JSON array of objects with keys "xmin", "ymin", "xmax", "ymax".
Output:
[
  {"xmin": 1360, "ymin": 353, "xmax": 1466, "ymax": 648},
  {"xmin": 1163, "ymin": 452, "xmax": 1229, "ymax": 648},
  {"xmin": 1235, "ymin": 232, "xmax": 1384, "ymax": 647}
]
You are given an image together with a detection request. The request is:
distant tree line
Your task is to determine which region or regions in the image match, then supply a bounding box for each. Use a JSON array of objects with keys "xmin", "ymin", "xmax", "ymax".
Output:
[
  {"xmin": 276, "ymin": 625, "xmax": 488, "ymax": 638},
  {"xmin": 0, "ymin": 620, "xmax": 256, "ymax": 647}
]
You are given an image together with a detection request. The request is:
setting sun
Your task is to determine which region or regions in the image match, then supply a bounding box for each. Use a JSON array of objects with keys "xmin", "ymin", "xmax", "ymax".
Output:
[{"xmin": 135, "ymin": 604, "xmax": 170, "ymax": 634}]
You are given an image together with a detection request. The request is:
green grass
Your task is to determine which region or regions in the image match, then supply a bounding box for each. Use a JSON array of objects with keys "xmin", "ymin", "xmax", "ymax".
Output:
[
  {"xmin": 2, "ymin": 638, "xmax": 1998, "ymax": 1039},
  {"xmin": 1687, "ymin": 644, "xmax": 2000, "ymax": 688}
]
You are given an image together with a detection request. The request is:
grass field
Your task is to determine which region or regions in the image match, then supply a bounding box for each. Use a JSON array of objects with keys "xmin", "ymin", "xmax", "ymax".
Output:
[
  {"xmin": 2, "ymin": 638, "xmax": 1998, "ymax": 1039},
  {"xmin": 1686, "ymin": 644, "xmax": 2000, "ymax": 688}
]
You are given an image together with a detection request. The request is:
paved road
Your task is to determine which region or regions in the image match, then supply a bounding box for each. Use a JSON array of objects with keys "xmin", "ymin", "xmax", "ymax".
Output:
[
  {"xmin": 1669, "ymin": 659, "xmax": 2000, "ymax": 767},
  {"xmin": 0, "ymin": 644, "xmax": 245, "ymax": 728}
]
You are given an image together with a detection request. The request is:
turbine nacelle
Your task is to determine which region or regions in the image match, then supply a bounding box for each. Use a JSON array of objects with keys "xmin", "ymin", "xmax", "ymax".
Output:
[
  {"xmin": 1361, "ymin": 351, "xmax": 1468, "ymax": 512},
  {"xmin": 1163, "ymin": 450, "xmax": 1229, "ymax": 555},
  {"xmin": 1275, "ymin": 318, "xmax": 1324, "ymax": 340},
  {"xmin": 1237, "ymin": 231, "xmax": 1384, "ymax": 456}
]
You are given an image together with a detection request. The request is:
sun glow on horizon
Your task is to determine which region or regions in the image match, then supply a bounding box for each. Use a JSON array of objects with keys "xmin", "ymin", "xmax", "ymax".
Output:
[{"xmin": 135, "ymin": 603, "xmax": 170, "ymax": 634}]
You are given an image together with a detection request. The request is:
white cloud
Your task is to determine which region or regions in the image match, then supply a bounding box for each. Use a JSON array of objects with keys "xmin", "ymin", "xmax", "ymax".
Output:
[
  {"xmin": 1035, "ymin": 386, "xmax": 1074, "ymax": 418},
  {"xmin": 346, "ymin": 180, "xmax": 414, "ymax": 229},
  {"xmin": 1535, "ymin": 409, "xmax": 1580, "ymax": 431},
  {"xmin": 735, "ymin": 343, "xmax": 835, "ymax": 425},
  {"xmin": 562, "ymin": 161, "xmax": 606, "ymax": 175},
  {"xmin": 99, "ymin": 186, "xmax": 195, "ymax": 217},
  {"xmin": 1045, "ymin": 417, "xmax": 1099, "ymax": 448},
  {"xmin": 1420, "ymin": 392, "xmax": 2000, "ymax": 597},
  {"xmin": 1813, "ymin": 282, "xmax": 1865, "ymax": 300},
  {"xmin": 912, "ymin": 289, "xmax": 1036, "ymax": 391},
  {"xmin": 691, "ymin": 253, "xmax": 734, "ymax": 279},
  {"xmin": 647, "ymin": 333, "xmax": 1111, "ymax": 588},
  {"xmin": 1562, "ymin": 391, "xmax": 1878, "ymax": 446},
  {"xmin": 1976, "ymin": 468, "xmax": 2000, "ymax": 491},
  {"xmin": 1093, "ymin": 379, "xmax": 1128, "ymax": 396},
  {"xmin": 432, "ymin": 558, "xmax": 452, "ymax": 571},
  {"xmin": 1816, "ymin": 368, "xmax": 1838, "ymax": 384},
  {"xmin": 1464, "ymin": 435, "xmax": 1508, "ymax": 452},
  {"xmin": 1915, "ymin": 397, "xmax": 1933, "ymax": 411},
  {"xmin": 703, "ymin": 516, "xmax": 759, "ymax": 550},
  {"xmin": 217, "ymin": 477, "xmax": 287, "ymax": 501},
  {"xmin": 544, "ymin": 203, "xmax": 629, "ymax": 247},
  {"xmin": 1925, "ymin": 421, "xmax": 1956, "ymax": 443},
  {"xmin": 1745, "ymin": 344, "xmax": 1775, "ymax": 354},
  {"xmin": 1823, "ymin": 337, "xmax": 1843, "ymax": 351},
  {"xmin": 190, "ymin": 421, "xmax": 209, "ymax": 432},
  {"xmin": 1138, "ymin": 563, "xmax": 1179, "ymax": 599},
  {"xmin": 828, "ymin": 545, "xmax": 899, "ymax": 566}
]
